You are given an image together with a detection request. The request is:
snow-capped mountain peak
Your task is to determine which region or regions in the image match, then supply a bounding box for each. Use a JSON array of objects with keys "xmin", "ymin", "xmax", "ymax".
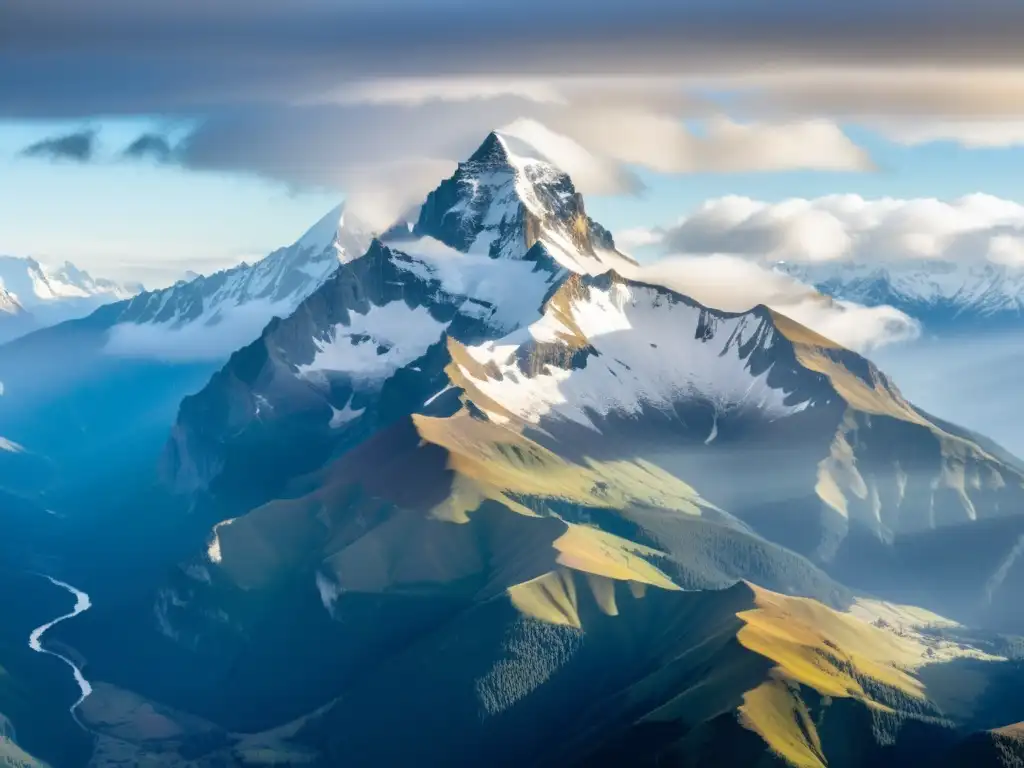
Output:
[
  {"xmin": 0, "ymin": 255, "xmax": 141, "ymax": 343},
  {"xmin": 412, "ymin": 131, "xmax": 635, "ymax": 276},
  {"xmin": 0, "ymin": 255, "xmax": 137, "ymax": 307},
  {"xmin": 103, "ymin": 204, "xmax": 373, "ymax": 359},
  {"xmin": 777, "ymin": 259, "xmax": 1024, "ymax": 326}
]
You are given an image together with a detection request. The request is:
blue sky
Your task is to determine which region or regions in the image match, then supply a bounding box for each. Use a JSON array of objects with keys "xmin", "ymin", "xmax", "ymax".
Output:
[{"xmin": 4, "ymin": 118, "xmax": 1024, "ymax": 287}]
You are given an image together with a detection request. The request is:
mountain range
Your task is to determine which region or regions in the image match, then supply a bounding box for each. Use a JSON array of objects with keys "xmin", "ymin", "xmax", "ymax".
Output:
[
  {"xmin": 778, "ymin": 260, "xmax": 1024, "ymax": 331},
  {"xmin": 1, "ymin": 132, "xmax": 1023, "ymax": 767},
  {"xmin": 0, "ymin": 256, "xmax": 140, "ymax": 344}
]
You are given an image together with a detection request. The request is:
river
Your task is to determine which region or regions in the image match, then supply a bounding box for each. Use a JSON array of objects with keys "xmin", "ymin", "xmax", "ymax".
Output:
[{"xmin": 27, "ymin": 575, "xmax": 93, "ymax": 728}]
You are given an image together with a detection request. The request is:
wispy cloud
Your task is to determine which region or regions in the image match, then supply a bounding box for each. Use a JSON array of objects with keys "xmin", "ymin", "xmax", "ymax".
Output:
[
  {"xmin": 121, "ymin": 132, "xmax": 175, "ymax": 162},
  {"xmin": 19, "ymin": 129, "xmax": 97, "ymax": 162}
]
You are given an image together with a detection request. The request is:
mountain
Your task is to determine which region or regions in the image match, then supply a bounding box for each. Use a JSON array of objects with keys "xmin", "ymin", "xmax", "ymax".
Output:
[
  {"xmin": 162, "ymin": 131, "xmax": 635, "ymax": 505},
  {"xmin": 776, "ymin": 260, "xmax": 1024, "ymax": 330},
  {"xmin": 29, "ymin": 133, "xmax": 1021, "ymax": 767},
  {"xmin": 0, "ymin": 206, "xmax": 370, "ymax": 507},
  {"xmin": 3, "ymin": 130, "xmax": 1018, "ymax": 766},
  {"xmin": 0, "ymin": 255, "xmax": 139, "ymax": 343}
]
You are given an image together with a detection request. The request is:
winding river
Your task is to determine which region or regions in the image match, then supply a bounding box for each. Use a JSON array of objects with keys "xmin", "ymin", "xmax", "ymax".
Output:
[{"xmin": 27, "ymin": 575, "xmax": 93, "ymax": 727}]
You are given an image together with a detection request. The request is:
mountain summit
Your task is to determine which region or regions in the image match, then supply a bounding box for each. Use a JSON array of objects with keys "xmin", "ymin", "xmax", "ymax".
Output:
[{"xmin": 162, "ymin": 129, "xmax": 636, "ymax": 498}]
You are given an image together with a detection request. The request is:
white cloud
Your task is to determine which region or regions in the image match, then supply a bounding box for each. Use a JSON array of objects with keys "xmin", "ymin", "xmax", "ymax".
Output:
[
  {"xmin": 545, "ymin": 112, "xmax": 871, "ymax": 175},
  {"xmin": 103, "ymin": 300, "xmax": 288, "ymax": 361},
  {"xmin": 645, "ymin": 193, "xmax": 1024, "ymax": 266},
  {"xmin": 498, "ymin": 118, "xmax": 644, "ymax": 195},
  {"xmin": 878, "ymin": 120, "xmax": 1024, "ymax": 148},
  {"xmin": 621, "ymin": 254, "xmax": 919, "ymax": 352},
  {"xmin": 312, "ymin": 77, "xmax": 568, "ymax": 106}
]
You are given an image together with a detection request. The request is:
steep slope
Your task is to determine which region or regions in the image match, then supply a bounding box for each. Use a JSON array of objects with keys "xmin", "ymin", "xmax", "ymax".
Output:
[
  {"xmin": 440, "ymin": 272, "xmax": 1024, "ymax": 626},
  {"xmin": 163, "ymin": 131, "xmax": 635, "ymax": 506},
  {"xmin": 777, "ymin": 260, "xmax": 1024, "ymax": 329}
]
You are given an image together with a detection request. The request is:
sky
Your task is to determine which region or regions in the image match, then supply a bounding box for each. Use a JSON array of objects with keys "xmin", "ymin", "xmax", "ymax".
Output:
[{"xmin": 3, "ymin": 0, "xmax": 1024, "ymax": 286}]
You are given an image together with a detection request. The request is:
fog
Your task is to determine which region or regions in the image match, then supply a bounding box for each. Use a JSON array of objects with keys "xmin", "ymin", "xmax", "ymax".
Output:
[{"xmin": 871, "ymin": 329, "xmax": 1024, "ymax": 458}]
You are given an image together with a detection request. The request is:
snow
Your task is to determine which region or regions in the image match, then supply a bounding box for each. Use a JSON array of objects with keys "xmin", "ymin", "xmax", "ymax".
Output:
[
  {"xmin": 297, "ymin": 303, "xmax": 449, "ymax": 383},
  {"xmin": 455, "ymin": 282, "xmax": 810, "ymax": 431},
  {"xmin": 294, "ymin": 204, "xmax": 344, "ymax": 254},
  {"xmin": 0, "ymin": 437, "xmax": 25, "ymax": 453},
  {"xmin": 316, "ymin": 571, "xmax": 343, "ymax": 615},
  {"xmin": 781, "ymin": 260, "xmax": 1024, "ymax": 316},
  {"xmin": 329, "ymin": 399, "xmax": 365, "ymax": 427},
  {"xmin": 392, "ymin": 237, "xmax": 558, "ymax": 332}
]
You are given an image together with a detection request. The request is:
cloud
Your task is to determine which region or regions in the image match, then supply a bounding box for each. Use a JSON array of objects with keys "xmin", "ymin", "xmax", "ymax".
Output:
[
  {"xmin": 121, "ymin": 133, "xmax": 175, "ymax": 162},
  {"xmin": 104, "ymin": 299, "xmax": 288, "ymax": 361},
  {"xmin": 4, "ymin": 0, "xmax": 1022, "ymax": 219},
  {"xmin": 19, "ymin": 129, "xmax": 97, "ymax": 162},
  {"xmin": 872, "ymin": 330, "xmax": 1024, "ymax": 458},
  {"xmin": 638, "ymin": 194, "xmax": 1024, "ymax": 266},
  {"xmin": 498, "ymin": 119, "xmax": 646, "ymax": 195},
  {"xmin": 171, "ymin": 100, "xmax": 869, "ymax": 212},
  {"xmin": 623, "ymin": 254, "xmax": 919, "ymax": 352}
]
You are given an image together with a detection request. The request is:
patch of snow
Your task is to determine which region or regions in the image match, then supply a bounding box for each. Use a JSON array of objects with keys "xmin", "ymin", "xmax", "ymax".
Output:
[
  {"xmin": 329, "ymin": 399, "xmax": 365, "ymax": 427},
  {"xmin": 0, "ymin": 436, "xmax": 24, "ymax": 453},
  {"xmin": 392, "ymin": 237, "xmax": 559, "ymax": 332},
  {"xmin": 316, "ymin": 571, "xmax": 343, "ymax": 616},
  {"xmin": 297, "ymin": 303, "xmax": 448, "ymax": 383}
]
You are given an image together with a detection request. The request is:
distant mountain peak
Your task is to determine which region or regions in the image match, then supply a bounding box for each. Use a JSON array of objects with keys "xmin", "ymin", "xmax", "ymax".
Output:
[
  {"xmin": 778, "ymin": 259, "xmax": 1024, "ymax": 328},
  {"xmin": 0, "ymin": 254, "xmax": 139, "ymax": 343}
]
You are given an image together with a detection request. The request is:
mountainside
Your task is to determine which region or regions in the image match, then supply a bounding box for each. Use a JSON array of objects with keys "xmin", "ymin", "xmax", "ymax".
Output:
[
  {"xmin": 0, "ymin": 255, "xmax": 138, "ymax": 343},
  {"xmin": 777, "ymin": 260, "xmax": 1024, "ymax": 329},
  {"xmin": 19, "ymin": 130, "xmax": 1024, "ymax": 767},
  {"xmin": 63, "ymin": 238, "xmax": 1024, "ymax": 765},
  {"xmin": 163, "ymin": 131, "xmax": 635, "ymax": 505}
]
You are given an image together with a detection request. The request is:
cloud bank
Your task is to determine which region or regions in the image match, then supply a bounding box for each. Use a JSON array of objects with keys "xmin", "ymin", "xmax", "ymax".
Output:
[{"xmin": 632, "ymin": 194, "xmax": 1024, "ymax": 267}]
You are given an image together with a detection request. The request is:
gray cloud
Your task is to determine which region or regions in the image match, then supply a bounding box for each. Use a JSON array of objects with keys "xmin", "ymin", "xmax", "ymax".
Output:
[
  {"xmin": 4, "ymin": 0, "xmax": 1024, "ymax": 118},
  {"xmin": 6, "ymin": 0, "xmax": 1024, "ymax": 222},
  {"xmin": 121, "ymin": 133, "xmax": 175, "ymax": 162},
  {"xmin": 18, "ymin": 129, "xmax": 97, "ymax": 162}
]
